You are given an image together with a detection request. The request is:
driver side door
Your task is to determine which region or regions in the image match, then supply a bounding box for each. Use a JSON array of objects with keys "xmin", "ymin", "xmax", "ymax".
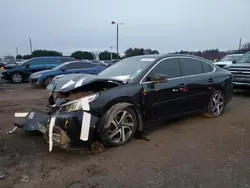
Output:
[{"xmin": 141, "ymin": 58, "xmax": 188, "ymax": 123}]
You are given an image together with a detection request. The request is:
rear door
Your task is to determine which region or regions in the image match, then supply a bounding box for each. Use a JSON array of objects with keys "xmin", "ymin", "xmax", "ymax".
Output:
[
  {"xmin": 142, "ymin": 58, "xmax": 188, "ymax": 122},
  {"xmin": 180, "ymin": 57, "xmax": 215, "ymax": 111}
]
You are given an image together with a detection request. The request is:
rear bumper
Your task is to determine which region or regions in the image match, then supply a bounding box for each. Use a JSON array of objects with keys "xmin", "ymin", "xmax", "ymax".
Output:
[{"xmin": 15, "ymin": 108, "xmax": 100, "ymax": 151}]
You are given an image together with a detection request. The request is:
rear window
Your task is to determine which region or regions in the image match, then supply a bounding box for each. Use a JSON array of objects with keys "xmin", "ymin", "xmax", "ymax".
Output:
[{"xmin": 201, "ymin": 61, "xmax": 213, "ymax": 73}]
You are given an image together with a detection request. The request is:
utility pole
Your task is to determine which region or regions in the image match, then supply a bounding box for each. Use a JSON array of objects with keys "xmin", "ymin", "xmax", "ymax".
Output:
[
  {"xmin": 29, "ymin": 38, "xmax": 33, "ymax": 54},
  {"xmin": 239, "ymin": 38, "xmax": 242, "ymax": 52},
  {"xmin": 111, "ymin": 21, "xmax": 124, "ymax": 57},
  {"xmin": 16, "ymin": 47, "xmax": 19, "ymax": 56},
  {"xmin": 110, "ymin": 47, "xmax": 113, "ymax": 60}
]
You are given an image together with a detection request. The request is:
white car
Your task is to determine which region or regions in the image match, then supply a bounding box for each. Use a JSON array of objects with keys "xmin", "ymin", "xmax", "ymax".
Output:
[{"xmin": 214, "ymin": 54, "xmax": 243, "ymax": 68}]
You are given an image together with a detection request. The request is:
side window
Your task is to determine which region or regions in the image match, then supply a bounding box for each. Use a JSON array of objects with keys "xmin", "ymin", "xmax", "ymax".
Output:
[
  {"xmin": 45, "ymin": 58, "xmax": 60, "ymax": 65},
  {"xmin": 64, "ymin": 62, "xmax": 79, "ymax": 69},
  {"xmin": 182, "ymin": 58, "xmax": 203, "ymax": 76},
  {"xmin": 28, "ymin": 59, "xmax": 45, "ymax": 68},
  {"xmin": 78, "ymin": 62, "xmax": 98, "ymax": 68},
  {"xmin": 201, "ymin": 61, "xmax": 213, "ymax": 73},
  {"xmin": 146, "ymin": 58, "xmax": 182, "ymax": 80}
]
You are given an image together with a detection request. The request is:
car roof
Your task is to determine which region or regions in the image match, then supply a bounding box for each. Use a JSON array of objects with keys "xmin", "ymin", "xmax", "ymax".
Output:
[
  {"xmin": 225, "ymin": 54, "xmax": 244, "ymax": 56},
  {"xmin": 125, "ymin": 53, "xmax": 210, "ymax": 63},
  {"xmin": 31, "ymin": 56, "xmax": 74, "ymax": 59},
  {"xmin": 61, "ymin": 60, "xmax": 98, "ymax": 66}
]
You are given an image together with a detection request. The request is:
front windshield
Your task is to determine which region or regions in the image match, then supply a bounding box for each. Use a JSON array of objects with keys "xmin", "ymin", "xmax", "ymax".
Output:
[
  {"xmin": 98, "ymin": 56, "xmax": 156, "ymax": 81},
  {"xmin": 237, "ymin": 53, "xmax": 250, "ymax": 63},
  {"xmin": 220, "ymin": 55, "xmax": 242, "ymax": 61}
]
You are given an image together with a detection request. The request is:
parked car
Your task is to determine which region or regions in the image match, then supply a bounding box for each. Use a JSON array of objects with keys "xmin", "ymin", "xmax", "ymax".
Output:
[
  {"xmin": 223, "ymin": 51, "xmax": 250, "ymax": 89},
  {"xmin": 214, "ymin": 54, "xmax": 243, "ymax": 68},
  {"xmin": 14, "ymin": 54, "xmax": 233, "ymax": 151},
  {"xmin": 0, "ymin": 62, "xmax": 18, "ymax": 71},
  {"xmin": 29, "ymin": 60, "xmax": 106, "ymax": 87},
  {"xmin": 1, "ymin": 56, "xmax": 75, "ymax": 83}
]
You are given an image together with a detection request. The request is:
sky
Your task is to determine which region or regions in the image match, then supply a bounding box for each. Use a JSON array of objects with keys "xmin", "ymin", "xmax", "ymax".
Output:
[{"xmin": 1, "ymin": 0, "xmax": 250, "ymax": 56}]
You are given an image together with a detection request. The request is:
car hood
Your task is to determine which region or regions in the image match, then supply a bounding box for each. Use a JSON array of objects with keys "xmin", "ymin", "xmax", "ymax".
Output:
[
  {"xmin": 226, "ymin": 63, "xmax": 250, "ymax": 68},
  {"xmin": 47, "ymin": 73, "xmax": 129, "ymax": 93},
  {"xmin": 214, "ymin": 61, "xmax": 232, "ymax": 65}
]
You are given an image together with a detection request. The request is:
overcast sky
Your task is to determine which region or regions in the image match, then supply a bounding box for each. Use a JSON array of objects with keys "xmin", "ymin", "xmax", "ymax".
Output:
[{"xmin": 1, "ymin": 0, "xmax": 250, "ymax": 56}]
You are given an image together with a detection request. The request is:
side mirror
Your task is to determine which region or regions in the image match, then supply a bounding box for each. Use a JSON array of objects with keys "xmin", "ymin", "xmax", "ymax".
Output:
[
  {"xmin": 232, "ymin": 60, "xmax": 237, "ymax": 64},
  {"xmin": 150, "ymin": 74, "xmax": 168, "ymax": 83},
  {"xmin": 25, "ymin": 64, "xmax": 30, "ymax": 68}
]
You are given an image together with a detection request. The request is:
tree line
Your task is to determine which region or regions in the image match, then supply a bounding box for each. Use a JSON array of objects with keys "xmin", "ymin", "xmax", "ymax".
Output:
[
  {"xmin": 15, "ymin": 42, "xmax": 250, "ymax": 61},
  {"xmin": 16, "ymin": 48, "xmax": 159, "ymax": 60}
]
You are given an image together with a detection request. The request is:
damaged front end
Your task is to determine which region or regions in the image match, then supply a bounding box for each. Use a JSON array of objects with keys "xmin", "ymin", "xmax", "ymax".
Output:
[{"xmin": 13, "ymin": 74, "xmax": 125, "ymax": 151}]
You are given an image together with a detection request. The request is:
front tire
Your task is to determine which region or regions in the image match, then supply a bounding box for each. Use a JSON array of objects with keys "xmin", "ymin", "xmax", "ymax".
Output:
[
  {"xmin": 100, "ymin": 103, "xmax": 138, "ymax": 146},
  {"xmin": 43, "ymin": 76, "xmax": 54, "ymax": 88},
  {"xmin": 11, "ymin": 72, "xmax": 23, "ymax": 83},
  {"xmin": 204, "ymin": 90, "xmax": 225, "ymax": 118}
]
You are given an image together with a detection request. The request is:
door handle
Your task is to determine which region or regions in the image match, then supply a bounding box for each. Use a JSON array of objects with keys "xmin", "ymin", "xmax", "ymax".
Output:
[
  {"xmin": 208, "ymin": 78, "xmax": 214, "ymax": 83},
  {"xmin": 178, "ymin": 83, "xmax": 188, "ymax": 92}
]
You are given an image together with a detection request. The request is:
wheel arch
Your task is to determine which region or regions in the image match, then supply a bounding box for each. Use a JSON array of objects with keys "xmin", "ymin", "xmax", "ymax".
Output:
[
  {"xmin": 100, "ymin": 97, "xmax": 144, "ymax": 132},
  {"xmin": 11, "ymin": 71, "xmax": 24, "ymax": 83}
]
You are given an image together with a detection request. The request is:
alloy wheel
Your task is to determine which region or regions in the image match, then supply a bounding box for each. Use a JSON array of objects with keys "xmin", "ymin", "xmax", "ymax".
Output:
[
  {"xmin": 211, "ymin": 93, "xmax": 224, "ymax": 115},
  {"xmin": 12, "ymin": 73, "xmax": 22, "ymax": 83},
  {"xmin": 107, "ymin": 110, "xmax": 134, "ymax": 143}
]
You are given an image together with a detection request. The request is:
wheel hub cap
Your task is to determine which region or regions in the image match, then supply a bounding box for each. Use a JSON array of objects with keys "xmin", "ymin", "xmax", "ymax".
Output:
[
  {"xmin": 211, "ymin": 93, "xmax": 224, "ymax": 115},
  {"xmin": 107, "ymin": 110, "xmax": 134, "ymax": 143}
]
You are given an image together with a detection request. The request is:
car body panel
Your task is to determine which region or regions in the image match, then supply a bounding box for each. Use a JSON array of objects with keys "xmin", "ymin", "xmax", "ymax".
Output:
[{"xmin": 141, "ymin": 78, "xmax": 188, "ymax": 122}]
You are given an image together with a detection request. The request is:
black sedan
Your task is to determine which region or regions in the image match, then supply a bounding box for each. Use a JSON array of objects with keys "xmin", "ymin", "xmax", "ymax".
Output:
[{"xmin": 15, "ymin": 54, "xmax": 233, "ymax": 151}]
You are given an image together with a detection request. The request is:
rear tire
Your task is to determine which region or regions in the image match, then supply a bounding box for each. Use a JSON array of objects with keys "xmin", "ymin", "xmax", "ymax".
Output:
[
  {"xmin": 203, "ymin": 90, "xmax": 225, "ymax": 118},
  {"xmin": 11, "ymin": 72, "xmax": 23, "ymax": 83},
  {"xmin": 100, "ymin": 103, "xmax": 138, "ymax": 147}
]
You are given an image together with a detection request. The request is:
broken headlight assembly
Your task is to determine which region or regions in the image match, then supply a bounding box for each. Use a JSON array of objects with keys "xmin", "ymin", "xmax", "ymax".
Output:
[{"xmin": 59, "ymin": 93, "xmax": 99, "ymax": 112}]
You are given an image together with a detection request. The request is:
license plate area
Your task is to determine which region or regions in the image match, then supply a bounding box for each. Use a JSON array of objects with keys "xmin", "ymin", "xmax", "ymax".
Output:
[{"xmin": 24, "ymin": 108, "xmax": 50, "ymax": 131}]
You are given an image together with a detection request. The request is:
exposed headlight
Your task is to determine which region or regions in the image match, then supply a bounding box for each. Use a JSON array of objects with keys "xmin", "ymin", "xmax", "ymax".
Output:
[{"xmin": 59, "ymin": 93, "xmax": 99, "ymax": 112}]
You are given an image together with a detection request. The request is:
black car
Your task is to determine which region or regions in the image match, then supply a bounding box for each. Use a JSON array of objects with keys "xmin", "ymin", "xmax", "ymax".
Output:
[
  {"xmin": 15, "ymin": 54, "xmax": 233, "ymax": 151},
  {"xmin": 1, "ymin": 56, "xmax": 75, "ymax": 83}
]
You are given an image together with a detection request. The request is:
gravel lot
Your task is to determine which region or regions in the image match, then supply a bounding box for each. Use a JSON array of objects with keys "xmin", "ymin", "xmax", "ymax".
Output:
[{"xmin": 0, "ymin": 83, "xmax": 250, "ymax": 188}]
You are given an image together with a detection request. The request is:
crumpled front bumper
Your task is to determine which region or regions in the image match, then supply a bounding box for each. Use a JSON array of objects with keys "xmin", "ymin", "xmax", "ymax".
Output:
[{"xmin": 14, "ymin": 107, "xmax": 100, "ymax": 151}]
